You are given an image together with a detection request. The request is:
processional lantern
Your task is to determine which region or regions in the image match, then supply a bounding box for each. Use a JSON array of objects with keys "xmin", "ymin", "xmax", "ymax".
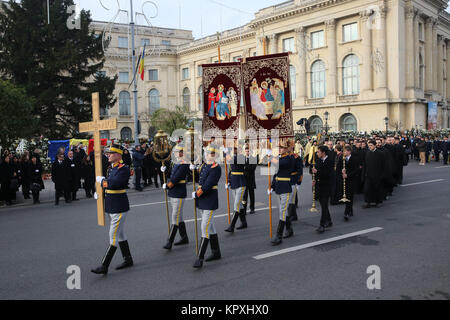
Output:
[{"xmin": 153, "ymin": 130, "xmax": 171, "ymax": 162}]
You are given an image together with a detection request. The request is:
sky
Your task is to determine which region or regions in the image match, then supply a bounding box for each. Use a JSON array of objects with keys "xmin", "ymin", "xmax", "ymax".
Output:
[{"xmin": 76, "ymin": 0, "xmax": 283, "ymax": 39}]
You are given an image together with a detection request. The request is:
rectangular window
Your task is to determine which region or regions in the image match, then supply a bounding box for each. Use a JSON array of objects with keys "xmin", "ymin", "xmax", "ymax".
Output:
[
  {"xmin": 149, "ymin": 69, "xmax": 158, "ymax": 81},
  {"xmin": 141, "ymin": 38, "xmax": 150, "ymax": 46},
  {"xmin": 119, "ymin": 72, "xmax": 129, "ymax": 83},
  {"xmin": 162, "ymin": 40, "xmax": 171, "ymax": 46},
  {"xmin": 282, "ymin": 37, "xmax": 295, "ymax": 52},
  {"xmin": 118, "ymin": 36, "xmax": 128, "ymax": 48},
  {"xmin": 311, "ymin": 30, "xmax": 324, "ymax": 49},
  {"xmin": 198, "ymin": 65, "xmax": 203, "ymax": 77},
  {"xmin": 343, "ymin": 23, "xmax": 358, "ymax": 42},
  {"xmin": 182, "ymin": 68, "xmax": 189, "ymax": 80}
]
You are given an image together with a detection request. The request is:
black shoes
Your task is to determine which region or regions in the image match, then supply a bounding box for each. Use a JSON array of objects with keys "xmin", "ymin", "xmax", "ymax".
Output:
[
  {"xmin": 288, "ymin": 204, "xmax": 298, "ymax": 222},
  {"xmin": 271, "ymin": 220, "xmax": 285, "ymax": 245},
  {"xmin": 283, "ymin": 217, "xmax": 294, "ymax": 238},
  {"xmin": 324, "ymin": 221, "xmax": 333, "ymax": 229},
  {"xmin": 316, "ymin": 226, "xmax": 325, "ymax": 234},
  {"xmin": 116, "ymin": 241, "xmax": 133, "ymax": 270},
  {"xmin": 225, "ymin": 212, "xmax": 239, "ymax": 233},
  {"xmin": 91, "ymin": 245, "xmax": 117, "ymax": 275},
  {"xmin": 236, "ymin": 209, "xmax": 248, "ymax": 230},
  {"xmin": 193, "ymin": 237, "xmax": 210, "ymax": 268},
  {"xmin": 174, "ymin": 222, "xmax": 189, "ymax": 246},
  {"xmin": 163, "ymin": 225, "xmax": 178, "ymax": 250},
  {"xmin": 205, "ymin": 234, "xmax": 221, "ymax": 262}
]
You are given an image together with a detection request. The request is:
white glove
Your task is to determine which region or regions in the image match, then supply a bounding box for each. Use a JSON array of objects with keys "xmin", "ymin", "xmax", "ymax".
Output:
[
  {"xmin": 94, "ymin": 192, "xmax": 98, "ymax": 200},
  {"xmin": 192, "ymin": 191, "xmax": 197, "ymax": 199},
  {"xmin": 162, "ymin": 183, "xmax": 167, "ymax": 189},
  {"xmin": 96, "ymin": 176, "xmax": 105, "ymax": 184},
  {"xmin": 225, "ymin": 183, "xmax": 230, "ymax": 189},
  {"xmin": 160, "ymin": 166, "xmax": 166, "ymax": 173},
  {"xmin": 189, "ymin": 164, "xmax": 196, "ymax": 171},
  {"xmin": 267, "ymin": 189, "xmax": 273, "ymax": 195},
  {"xmin": 266, "ymin": 149, "xmax": 272, "ymax": 156}
]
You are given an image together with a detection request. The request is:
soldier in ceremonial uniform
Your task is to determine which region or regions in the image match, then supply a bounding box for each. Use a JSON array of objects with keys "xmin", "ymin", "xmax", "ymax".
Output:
[
  {"xmin": 192, "ymin": 145, "xmax": 222, "ymax": 268},
  {"xmin": 312, "ymin": 146, "xmax": 334, "ymax": 233},
  {"xmin": 288, "ymin": 140, "xmax": 303, "ymax": 222},
  {"xmin": 270, "ymin": 140, "xmax": 294, "ymax": 245},
  {"xmin": 162, "ymin": 144, "xmax": 190, "ymax": 250},
  {"xmin": 225, "ymin": 142, "xmax": 248, "ymax": 233},
  {"xmin": 91, "ymin": 144, "xmax": 133, "ymax": 275}
]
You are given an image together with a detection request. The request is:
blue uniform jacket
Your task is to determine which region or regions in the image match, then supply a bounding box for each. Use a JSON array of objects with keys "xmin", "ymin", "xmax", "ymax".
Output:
[
  {"xmin": 167, "ymin": 163, "xmax": 189, "ymax": 199},
  {"xmin": 196, "ymin": 163, "xmax": 222, "ymax": 210},
  {"xmin": 290, "ymin": 154, "xmax": 304, "ymax": 186},
  {"xmin": 229, "ymin": 155, "xmax": 246, "ymax": 189},
  {"xmin": 272, "ymin": 155, "xmax": 294, "ymax": 195},
  {"xmin": 104, "ymin": 163, "xmax": 131, "ymax": 214}
]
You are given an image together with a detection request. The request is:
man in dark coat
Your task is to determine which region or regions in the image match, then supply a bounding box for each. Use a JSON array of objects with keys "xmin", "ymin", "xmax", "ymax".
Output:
[
  {"xmin": 52, "ymin": 153, "xmax": 71, "ymax": 204},
  {"xmin": 312, "ymin": 146, "xmax": 334, "ymax": 233},
  {"xmin": 132, "ymin": 145, "xmax": 144, "ymax": 191},
  {"xmin": 363, "ymin": 140, "xmax": 385, "ymax": 208},
  {"xmin": 0, "ymin": 154, "xmax": 17, "ymax": 206},
  {"xmin": 65, "ymin": 150, "xmax": 81, "ymax": 201},
  {"xmin": 442, "ymin": 136, "xmax": 449, "ymax": 165},
  {"xmin": 433, "ymin": 138, "xmax": 441, "ymax": 162},
  {"xmin": 243, "ymin": 145, "xmax": 257, "ymax": 214},
  {"xmin": 337, "ymin": 146, "xmax": 359, "ymax": 220},
  {"xmin": 29, "ymin": 155, "xmax": 44, "ymax": 204}
]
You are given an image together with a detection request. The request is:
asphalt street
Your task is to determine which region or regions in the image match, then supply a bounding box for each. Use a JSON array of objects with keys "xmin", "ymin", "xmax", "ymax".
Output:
[{"xmin": 0, "ymin": 161, "xmax": 449, "ymax": 300}]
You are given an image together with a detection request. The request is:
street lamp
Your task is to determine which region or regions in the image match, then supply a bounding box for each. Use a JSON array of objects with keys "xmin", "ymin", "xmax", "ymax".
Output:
[
  {"xmin": 384, "ymin": 117, "xmax": 389, "ymax": 133},
  {"xmin": 324, "ymin": 111, "xmax": 329, "ymax": 135}
]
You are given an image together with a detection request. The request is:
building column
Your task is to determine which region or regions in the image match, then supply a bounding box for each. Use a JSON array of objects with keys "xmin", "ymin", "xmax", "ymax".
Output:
[
  {"xmin": 295, "ymin": 27, "xmax": 307, "ymax": 102},
  {"xmin": 325, "ymin": 19, "xmax": 337, "ymax": 100},
  {"xmin": 433, "ymin": 22, "xmax": 439, "ymax": 93},
  {"xmin": 375, "ymin": 5, "xmax": 388, "ymax": 96},
  {"xmin": 405, "ymin": 5, "xmax": 417, "ymax": 95},
  {"xmin": 425, "ymin": 17, "xmax": 434, "ymax": 93},
  {"xmin": 269, "ymin": 34, "xmax": 278, "ymax": 54},
  {"xmin": 257, "ymin": 35, "xmax": 267, "ymax": 55},
  {"xmin": 414, "ymin": 11, "xmax": 420, "ymax": 89},
  {"xmin": 446, "ymin": 40, "xmax": 450, "ymax": 101},
  {"xmin": 437, "ymin": 35, "xmax": 443, "ymax": 97},
  {"xmin": 360, "ymin": 11, "xmax": 373, "ymax": 96}
]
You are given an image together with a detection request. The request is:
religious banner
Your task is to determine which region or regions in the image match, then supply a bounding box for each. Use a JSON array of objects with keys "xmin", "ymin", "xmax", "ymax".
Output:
[
  {"xmin": 242, "ymin": 53, "xmax": 293, "ymax": 139},
  {"xmin": 202, "ymin": 62, "xmax": 242, "ymax": 141},
  {"xmin": 427, "ymin": 101, "xmax": 438, "ymax": 130}
]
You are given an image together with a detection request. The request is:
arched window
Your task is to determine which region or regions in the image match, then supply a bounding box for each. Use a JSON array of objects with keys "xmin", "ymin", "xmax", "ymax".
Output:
[
  {"xmin": 342, "ymin": 54, "xmax": 360, "ymax": 95},
  {"xmin": 119, "ymin": 91, "xmax": 131, "ymax": 116},
  {"xmin": 309, "ymin": 116, "xmax": 323, "ymax": 134},
  {"xmin": 340, "ymin": 113, "xmax": 357, "ymax": 131},
  {"xmin": 198, "ymin": 85, "xmax": 203, "ymax": 111},
  {"xmin": 183, "ymin": 87, "xmax": 190, "ymax": 109},
  {"xmin": 289, "ymin": 65, "xmax": 296, "ymax": 100},
  {"xmin": 120, "ymin": 127, "xmax": 132, "ymax": 141},
  {"xmin": 419, "ymin": 54, "xmax": 424, "ymax": 90},
  {"xmin": 311, "ymin": 60, "xmax": 326, "ymax": 98},
  {"xmin": 148, "ymin": 89, "xmax": 160, "ymax": 114}
]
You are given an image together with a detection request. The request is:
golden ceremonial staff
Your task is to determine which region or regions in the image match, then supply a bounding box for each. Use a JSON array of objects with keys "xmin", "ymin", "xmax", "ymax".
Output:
[
  {"xmin": 223, "ymin": 145, "xmax": 231, "ymax": 224},
  {"xmin": 340, "ymin": 155, "xmax": 350, "ymax": 203},
  {"xmin": 309, "ymin": 146, "xmax": 318, "ymax": 213},
  {"xmin": 153, "ymin": 130, "xmax": 172, "ymax": 235},
  {"xmin": 267, "ymin": 138, "xmax": 273, "ymax": 238},
  {"xmin": 187, "ymin": 127, "xmax": 199, "ymax": 255}
]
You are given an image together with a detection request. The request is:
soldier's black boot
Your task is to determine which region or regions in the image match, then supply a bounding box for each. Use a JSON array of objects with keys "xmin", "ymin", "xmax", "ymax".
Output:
[
  {"xmin": 91, "ymin": 245, "xmax": 117, "ymax": 275},
  {"xmin": 193, "ymin": 237, "xmax": 210, "ymax": 268},
  {"xmin": 271, "ymin": 220, "xmax": 285, "ymax": 245},
  {"xmin": 116, "ymin": 241, "xmax": 133, "ymax": 270},
  {"xmin": 163, "ymin": 225, "xmax": 178, "ymax": 250},
  {"xmin": 205, "ymin": 234, "xmax": 221, "ymax": 262},
  {"xmin": 236, "ymin": 208, "xmax": 248, "ymax": 230},
  {"xmin": 224, "ymin": 211, "xmax": 239, "ymax": 233},
  {"xmin": 283, "ymin": 216, "xmax": 294, "ymax": 238},
  {"xmin": 288, "ymin": 203, "xmax": 298, "ymax": 221},
  {"xmin": 174, "ymin": 222, "xmax": 189, "ymax": 246}
]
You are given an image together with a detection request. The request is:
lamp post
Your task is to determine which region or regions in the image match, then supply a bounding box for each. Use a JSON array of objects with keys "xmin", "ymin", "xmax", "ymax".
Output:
[
  {"xmin": 324, "ymin": 111, "xmax": 329, "ymax": 135},
  {"xmin": 384, "ymin": 117, "xmax": 389, "ymax": 134}
]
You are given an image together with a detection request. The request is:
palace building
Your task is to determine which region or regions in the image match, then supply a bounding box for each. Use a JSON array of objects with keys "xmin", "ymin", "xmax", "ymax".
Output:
[{"xmin": 3, "ymin": 0, "xmax": 450, "ymax": 140}]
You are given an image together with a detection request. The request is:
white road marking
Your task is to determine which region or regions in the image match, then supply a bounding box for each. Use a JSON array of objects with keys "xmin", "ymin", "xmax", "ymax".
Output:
[
  {"xmin": 184, "ymin": 207, "xmax": 276, "ymax": 223},
  {"xmin": 252, "ymin": 227, "xmax": 383, "ymax": 260},
  {"xmin": 400, "ymin": 179, "xmax": 444, "ymax": 187},
  {"xmin": 435, "ymin": 166, "xmax": 450, "ymax": 169}
]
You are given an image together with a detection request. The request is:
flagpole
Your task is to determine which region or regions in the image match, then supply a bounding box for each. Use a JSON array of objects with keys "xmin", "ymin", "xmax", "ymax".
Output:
[{"xmin": 130, "ymin": 0, "xmax": 139, "ymax": 146}]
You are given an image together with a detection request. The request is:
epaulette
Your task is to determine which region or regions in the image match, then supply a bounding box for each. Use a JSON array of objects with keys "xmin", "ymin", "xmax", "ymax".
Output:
[
  {"xmin": 211, "ymin": 162, "xmax": 219, "ymax": 168},
  {"xmin": 118, "ymin": 163, "xmax": 125, "ymax": 169}
]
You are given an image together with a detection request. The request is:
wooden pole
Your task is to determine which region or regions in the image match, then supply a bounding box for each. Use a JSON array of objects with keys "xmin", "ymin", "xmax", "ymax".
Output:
[
  {"xmin": 192, "ymin": 168, "xmax": 199, "ymax": 255},
  {"xmin": 162, "ymin": 160, "xmax": 170, "ymax": 235},
  {"xmin": 217, "ymin": 32, "xmax": 221, "ymax": 63},
  {"xmin": 224, "ymin": 152, "xmax": 231, "ymax": 224},
  {"xmin": 267, "ymin": 138, "xmax": 272, "ymax": 238}
]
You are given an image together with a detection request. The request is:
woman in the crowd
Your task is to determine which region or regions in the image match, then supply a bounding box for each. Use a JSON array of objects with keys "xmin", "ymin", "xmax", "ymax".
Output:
[
  {"xmin": 0, "ymin": 154, "xmax": 17, "ymax": 206},
  {"xmin": 81, "ymin": 154, "xmax": 95, "ymax": 198},
  {"xmin": 19, "ymin": 152, "xmax": 31, "ymax": 199}
]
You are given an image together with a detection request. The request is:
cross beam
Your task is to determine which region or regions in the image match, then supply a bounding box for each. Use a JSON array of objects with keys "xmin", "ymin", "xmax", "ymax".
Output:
[{"xmin": 79, "ymin": 92, "xmax": 117, "ymax": 226}]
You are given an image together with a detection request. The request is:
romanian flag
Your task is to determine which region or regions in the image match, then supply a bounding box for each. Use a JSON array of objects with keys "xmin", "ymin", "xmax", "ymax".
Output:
[{"xmin": 138, "ymin": 44, "xmax": 146, "ymax": 81}]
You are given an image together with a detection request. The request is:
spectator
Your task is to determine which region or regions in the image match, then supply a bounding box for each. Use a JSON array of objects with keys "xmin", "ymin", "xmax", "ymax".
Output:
[
  {"xmin": 29, "ymin": 155, "xmax": 44, "ymax": 204},
  {"xmin": 19, "ymin": 152, "xmax": 31, "ymax": 199},
  {"xmin": 52, "ymin": 153, "xmax": 71, "ymax": 205},
  {"xmin": 416, "ymin": 137, "xmax": 426, "ymax": 166},
  {"xmin": 81, "ymin": 154, "xmax": 95, "ymax": 198},
  {"xmin": 132, "ymin": 145, "xmax": 144, "ymax": 191},
  {"xmin": 65, "ymin": 150, "xmax": 81, "ymax": 201},
  {"xmin": 0, "ymin": 154, "xmax": 17, "ymax": 206}
]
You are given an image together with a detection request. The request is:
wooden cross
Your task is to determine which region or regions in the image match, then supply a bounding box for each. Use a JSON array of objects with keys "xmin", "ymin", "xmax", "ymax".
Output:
[{"xmin": 79, "ymin": 92, "xmax": 117, "ymax": 226}]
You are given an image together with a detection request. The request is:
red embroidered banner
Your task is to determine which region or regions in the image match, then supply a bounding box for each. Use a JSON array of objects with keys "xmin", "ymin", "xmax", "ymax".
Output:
[
  {"xmin": 242, "ymin": 53, "xmax": 293, "ymax": 139},
  {"xmin": 202, "ymin": 62, "xmax": 242, "ymax": 140}
]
